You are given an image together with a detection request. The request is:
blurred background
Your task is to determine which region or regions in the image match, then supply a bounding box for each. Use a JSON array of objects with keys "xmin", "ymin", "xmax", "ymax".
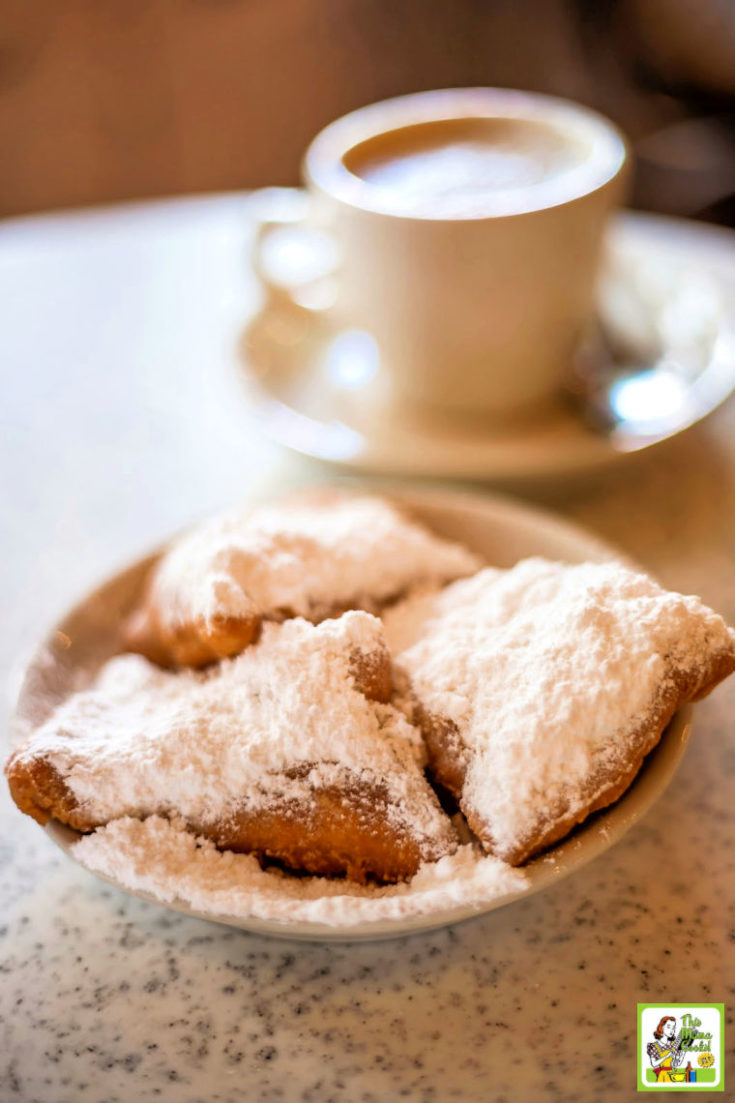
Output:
[{"xmin": 2, "ymin": 0, "xmax": 735, "ymax": 224}]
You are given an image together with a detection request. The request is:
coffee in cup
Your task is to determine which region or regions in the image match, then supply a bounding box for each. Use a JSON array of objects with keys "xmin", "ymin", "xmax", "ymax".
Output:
[{"xmin": 342, "ymin": 116, "xmax": 591, "ymax": 218}]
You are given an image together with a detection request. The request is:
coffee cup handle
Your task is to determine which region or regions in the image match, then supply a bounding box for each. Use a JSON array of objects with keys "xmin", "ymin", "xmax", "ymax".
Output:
[{"xmin": 249, "ymin": 187, "xmax": 340, "ymax": 311}]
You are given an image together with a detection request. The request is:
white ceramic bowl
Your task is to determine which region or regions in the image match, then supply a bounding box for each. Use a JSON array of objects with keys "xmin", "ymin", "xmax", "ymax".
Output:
[{"xmin": 11, "ymin": 488, "xmax": 692, "ymax": 940}]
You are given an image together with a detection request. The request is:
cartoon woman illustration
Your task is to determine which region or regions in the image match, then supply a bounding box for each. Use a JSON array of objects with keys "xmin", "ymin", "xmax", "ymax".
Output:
[{"xmin": 647, "ymin": 1016, "xmax": 687, "ymax": 1083}]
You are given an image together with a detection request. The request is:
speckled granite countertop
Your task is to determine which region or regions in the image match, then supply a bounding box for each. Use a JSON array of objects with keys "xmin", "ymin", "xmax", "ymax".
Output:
[{"xmin": 1, "ymin": 198, "xmax": 734, "ymax": 1102}]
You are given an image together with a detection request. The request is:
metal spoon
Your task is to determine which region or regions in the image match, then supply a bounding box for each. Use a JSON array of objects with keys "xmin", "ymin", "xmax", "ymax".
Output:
[{"xmin": 567, "ymin": 244, "xmax": 735, "ymax": 450}]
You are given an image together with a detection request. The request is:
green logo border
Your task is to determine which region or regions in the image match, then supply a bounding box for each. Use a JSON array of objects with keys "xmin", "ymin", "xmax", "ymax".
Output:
[{"xmin": 637, "ymin": 1003, "xmax": 725, "ymax": 1092}]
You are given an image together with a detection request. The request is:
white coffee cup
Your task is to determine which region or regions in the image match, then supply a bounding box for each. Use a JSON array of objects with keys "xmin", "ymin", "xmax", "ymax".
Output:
[{"xmin": 253, "ymin": 88, "xmax": 628, "ymax": 419}]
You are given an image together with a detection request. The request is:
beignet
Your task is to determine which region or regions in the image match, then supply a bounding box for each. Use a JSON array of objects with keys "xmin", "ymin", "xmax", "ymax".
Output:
[
  {"xmin": 125, "ymin": 489, "xmax": 481, "ymax": 668},
  {"xmin": 389, "ymin": 559, "xmax": 735, "ymax": 865},
  {"xmin": 6, "ymin": 611, "xmax": 458, "ymax": 883}
]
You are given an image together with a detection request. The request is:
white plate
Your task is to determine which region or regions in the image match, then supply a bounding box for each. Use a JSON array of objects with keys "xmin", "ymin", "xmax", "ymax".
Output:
[
  {"xmin": 239, "ymin": 211, "xmax": 735, "ymax": 482},
  {"xmin": 12, "ymin": 488, "xmax": 692, "ymax": 940}
]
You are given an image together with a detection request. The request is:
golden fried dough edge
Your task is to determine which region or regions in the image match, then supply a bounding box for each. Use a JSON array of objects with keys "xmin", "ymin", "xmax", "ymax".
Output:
[
  {"xmin": 4, "ymin": 752, "xmax": 451, "ymax": 883},
  {"xmin": 123, "ymin": 604, "xmax": 260, "ymax": 669},
  {"xmin": 200, "ymin": 778, "xmax": 454, "ymax": 884},
  {"xmin": 5, "ymin": 754, "xmax": 80, "ymax": 829}
]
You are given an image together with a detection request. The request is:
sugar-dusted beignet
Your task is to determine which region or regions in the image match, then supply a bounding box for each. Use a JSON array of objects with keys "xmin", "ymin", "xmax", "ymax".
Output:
[
  {"xmin": 6, "ymin": 612, "xmax": 457, "ymax": 883},
  {"xmin": 125, "ymin": 489, "xmax": 481, "ymax": 667},
  {"xmin": 391, "ymin": 560, "xmax": 735, "ymax": 866}
]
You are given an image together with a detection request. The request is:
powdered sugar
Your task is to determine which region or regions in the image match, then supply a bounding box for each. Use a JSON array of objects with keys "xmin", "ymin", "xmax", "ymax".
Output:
[
  {"xmin": 71, "ymin": 814, "xmax": 526, "ymax": 927},
  {"xmin": 382, "ymin": 584, "xmax": 445, "ymax": 655},
  {"xmin": 150, "ymin": 491, "xmax": 481, "ymax": 633},
  {"xmin": 397, "ymin": 558, "xmax": 735, "ymax": 860}
]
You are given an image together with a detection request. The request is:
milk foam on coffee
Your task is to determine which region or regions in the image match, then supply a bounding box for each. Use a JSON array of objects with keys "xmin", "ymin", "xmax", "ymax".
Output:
[{"xmin": 344, "ymin": 117, "xmax": 588, "ymax": 218}]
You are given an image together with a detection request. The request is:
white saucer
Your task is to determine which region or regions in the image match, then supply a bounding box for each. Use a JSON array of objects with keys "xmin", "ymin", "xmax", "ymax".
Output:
[
  {"xmin": 239, "ymin": 211, "xmax": 735, "ymax": 482},
  {"xmin": 12, "ymin": 487, "xmax": 693, "ymax": 940}
]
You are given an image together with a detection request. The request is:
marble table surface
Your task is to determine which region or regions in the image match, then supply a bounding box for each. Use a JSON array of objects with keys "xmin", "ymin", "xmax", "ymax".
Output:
[{"xmin": 1, "ymin": 195, "xmax": 734, "ymax": 1103}]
